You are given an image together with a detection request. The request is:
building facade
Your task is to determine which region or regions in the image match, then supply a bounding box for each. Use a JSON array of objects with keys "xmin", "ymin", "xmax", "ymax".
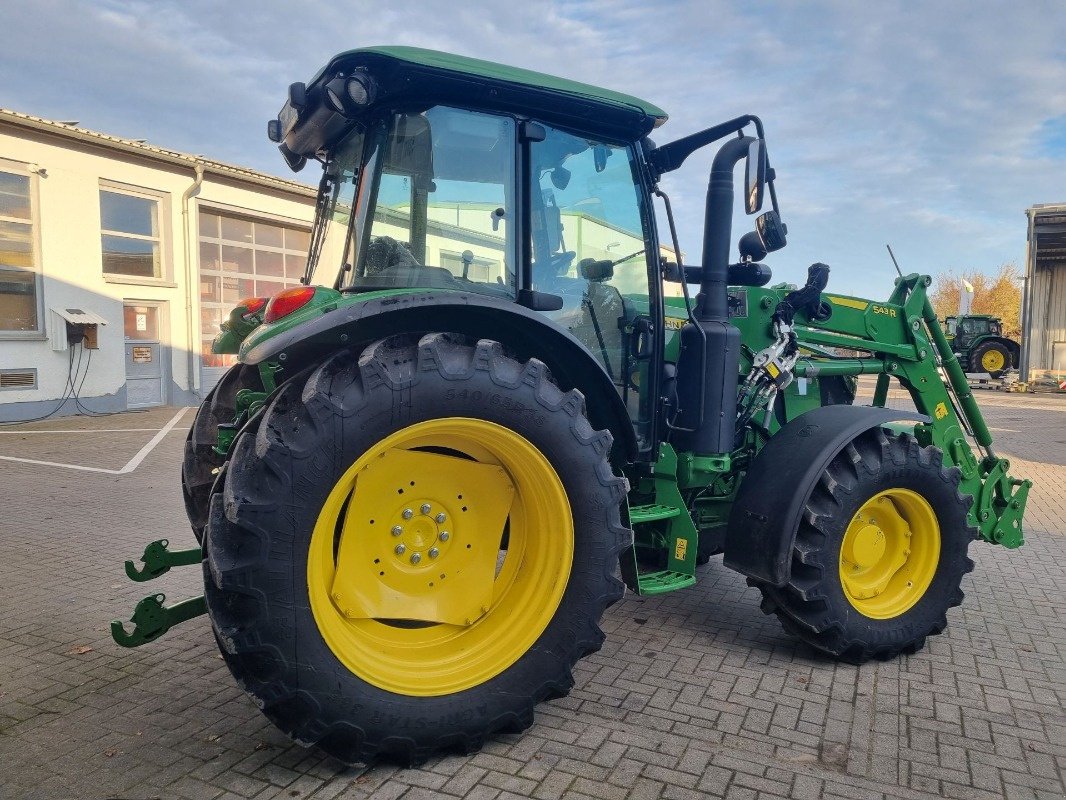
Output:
[
  {"xmin": 0, "ymin": 109, "xmax": 316, "ymax": 421},
  {"xmin": 1021, "ymin": 203, "xmax": 1066, "ymax": 389}
]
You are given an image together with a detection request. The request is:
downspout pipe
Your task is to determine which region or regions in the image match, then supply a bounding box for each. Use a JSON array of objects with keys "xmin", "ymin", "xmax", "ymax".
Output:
[{"xmin": 182, "ymin": 163, "xmax": 205, "ymax": 398}]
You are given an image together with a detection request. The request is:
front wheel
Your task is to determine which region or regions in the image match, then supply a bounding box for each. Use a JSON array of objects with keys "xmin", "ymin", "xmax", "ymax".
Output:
[
  {"xmin": 202, "ymin": 333, "xmax": 630, "ymax": 763},
  {"xmin": 755, "ymin": 429, "xmax": 975, "ymax": 663}
]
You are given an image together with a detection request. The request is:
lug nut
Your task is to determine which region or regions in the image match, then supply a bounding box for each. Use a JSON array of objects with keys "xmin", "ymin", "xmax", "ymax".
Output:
[
  {"xmin": 439, "ymin": 531, "xmax": 450, "ymax": 542},
  {"xmin": 428, "ymin": 547, "xmax": 439, "ymax": 559},
  {"xmin": 402, "ymin": 508, "xmax": 414, "ymax": 520},
  {"xmin": 395, "ymin": 543, "xmax": 406, "ymax": 555},
  {"xmin": 420, "ymin": 503, "xmax": 431, "ymax": 514},
  {"xmin": 435, "ymin": 512, "xmax": 446, "ymax": 523},
  {"xmin": 391, "ymin": 525, "xmax": 403, "ymax": 536},
  {"xmin": 410, "ymin": 552, "xmax": 422, "ymax": 565}
]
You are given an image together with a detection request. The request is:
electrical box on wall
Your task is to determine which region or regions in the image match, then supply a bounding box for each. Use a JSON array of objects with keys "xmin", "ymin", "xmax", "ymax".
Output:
[{"xmin": 49, "ymin": 307, "xmax": 108, "ymax": 351}]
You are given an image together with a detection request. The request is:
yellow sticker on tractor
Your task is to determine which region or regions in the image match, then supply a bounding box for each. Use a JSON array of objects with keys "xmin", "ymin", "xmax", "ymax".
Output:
[
  {"xmin": 675, "ymin": 538, "xmax": 688, "ymax": 561},
  {"xmin": 934, "ymin": 402, "xmax": 948, "ymax": 420},
  {"xmin": 766, "ymin": 362, "xmax": 780, "ymax": 378}
]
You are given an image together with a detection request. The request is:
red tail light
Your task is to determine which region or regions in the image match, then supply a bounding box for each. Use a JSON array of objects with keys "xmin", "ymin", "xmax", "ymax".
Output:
[
  {"xmin": 236, "ymin": 296, "xmax": 268, "ymax": 317},
  {"xmin": 264, "ymin": 286, "xmax": 317, "ymax": 323}
]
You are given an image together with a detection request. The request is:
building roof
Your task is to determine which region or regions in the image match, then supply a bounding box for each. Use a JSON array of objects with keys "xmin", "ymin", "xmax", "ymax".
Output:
[
  {"xmin": 1029, "ymin": 205, "xmax": 1066, "ymax": 268},
  {"xmin": 0, "ymin": 107, "xmax": 316, "ymax": 198}
]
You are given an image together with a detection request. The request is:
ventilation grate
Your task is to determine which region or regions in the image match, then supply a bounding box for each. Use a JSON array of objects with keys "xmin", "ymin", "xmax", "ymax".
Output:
[{"xmin": 0, "ymin": 369, "xmax": 37, "ymax": 390}]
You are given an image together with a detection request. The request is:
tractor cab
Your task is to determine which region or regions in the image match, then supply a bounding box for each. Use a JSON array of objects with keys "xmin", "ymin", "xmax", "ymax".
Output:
[{"xmin": 263, "ymin": 46, "xmax": 783, "ymax": 453}]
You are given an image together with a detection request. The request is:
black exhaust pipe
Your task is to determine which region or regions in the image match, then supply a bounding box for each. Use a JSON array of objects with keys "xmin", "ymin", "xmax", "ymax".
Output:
[{"xmin": 672, "ymin": 136, "xmax": 753, "ymax": 455}]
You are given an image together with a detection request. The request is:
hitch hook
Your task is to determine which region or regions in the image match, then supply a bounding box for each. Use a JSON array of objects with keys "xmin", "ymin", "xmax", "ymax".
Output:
[
  {"xmin": 124, "ymin": 539, "xmax": 202, "ymax": 582},
  {"xmin": 110, "ymin": 593, "xmax": 207, "ymax": 648}
]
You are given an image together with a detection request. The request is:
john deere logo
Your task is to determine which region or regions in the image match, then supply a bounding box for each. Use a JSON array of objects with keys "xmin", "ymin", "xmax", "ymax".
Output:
[
  {"xmin": 934, "ymin": 402, "xmax": 948, "ymax": 420},
  {"xmin": 675, "ymin": 538, "xmax": 688, "ymax": 561}
]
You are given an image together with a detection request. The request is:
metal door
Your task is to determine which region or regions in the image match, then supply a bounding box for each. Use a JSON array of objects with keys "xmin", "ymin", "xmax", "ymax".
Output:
[{"xmin": 124, "ymin": 303, "xmax": 165, "ymax": 407}]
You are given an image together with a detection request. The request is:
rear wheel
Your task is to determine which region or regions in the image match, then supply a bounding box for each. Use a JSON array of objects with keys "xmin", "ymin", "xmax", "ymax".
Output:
[
  {"xmin": 181, "ymin": 364, "xmax": 262, "ymax": 542},
  {"xmin": 755, "ymin": 429, "xmax": 974, "ymax": 663},
  {"xmin": 202, "ymin": 333, "xmax": 630, "ymax": 763},
  {"xmin": 971, "ymin": 341, "xmax": 1011, "ymax": 379}
]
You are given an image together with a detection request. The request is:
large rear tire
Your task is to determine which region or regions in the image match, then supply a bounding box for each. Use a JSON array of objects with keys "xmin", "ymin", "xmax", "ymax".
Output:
[
  {"xmin": 970, "ymin": 340, "xmax": 1011, "ymax": 379},
  {"xmin": 202, "ymin": 333, "xmax": 630, "ymax": 763},
  {"xmin": 755, "ymin": 429, "xmax": 975, "ymax": 663}
]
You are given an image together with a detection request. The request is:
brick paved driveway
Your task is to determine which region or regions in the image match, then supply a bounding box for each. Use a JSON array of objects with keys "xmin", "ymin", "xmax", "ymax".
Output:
[{"xmin": 0, "ymin": 393, "xmax": 1063, "ymax": 800}]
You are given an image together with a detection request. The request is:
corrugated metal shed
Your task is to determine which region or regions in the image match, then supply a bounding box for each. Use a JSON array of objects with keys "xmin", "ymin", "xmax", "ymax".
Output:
[{"xmin": 1021, "ymin": 203, "xmax": 1066, "ymax": 384}]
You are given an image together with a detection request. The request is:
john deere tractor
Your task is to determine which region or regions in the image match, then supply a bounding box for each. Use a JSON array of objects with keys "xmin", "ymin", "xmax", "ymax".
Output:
[
  {"xmin": 943, "ymin": 314, "xmax": 1019, "ymax": 379},
  {"xmin": 112, "ymin": 47, "xmax": 1030, "ymax": 764}
]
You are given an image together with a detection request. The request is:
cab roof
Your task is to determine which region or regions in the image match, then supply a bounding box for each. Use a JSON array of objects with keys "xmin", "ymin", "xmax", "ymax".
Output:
[{"xmin": 311, "ymin": 46, "xmax": 669, "ymax": 142}]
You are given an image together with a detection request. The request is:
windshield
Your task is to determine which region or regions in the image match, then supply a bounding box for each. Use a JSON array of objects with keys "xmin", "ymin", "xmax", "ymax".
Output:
[{"xmin": 322, "ymin": 106, "xmax": 518, "ymax": 297}]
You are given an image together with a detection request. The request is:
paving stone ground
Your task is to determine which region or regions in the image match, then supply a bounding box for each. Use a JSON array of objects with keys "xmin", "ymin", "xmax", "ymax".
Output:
[{"xmin": 0, "ymin": 390, "xmax": 1063, "ymax": 800}]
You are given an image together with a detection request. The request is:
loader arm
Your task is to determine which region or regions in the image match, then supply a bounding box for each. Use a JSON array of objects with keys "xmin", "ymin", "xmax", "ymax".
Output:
[{"xmin": 788, "ymin": 273, "xmax": 1029, "ymax": 546}]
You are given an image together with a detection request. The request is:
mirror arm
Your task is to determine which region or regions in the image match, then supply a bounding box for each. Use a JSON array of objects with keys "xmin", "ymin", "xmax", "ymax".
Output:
[{"xmin": 649, "ymin": 114, "xmax": 760, "ymax": 178}]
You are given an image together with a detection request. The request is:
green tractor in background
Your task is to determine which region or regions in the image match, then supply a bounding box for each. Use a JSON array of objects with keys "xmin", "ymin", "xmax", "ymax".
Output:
[
  {"xmin": 943, "ymin": 314, "xmax": 1020, "ymax": 379},
  {"xmin": 112, "ymin": 47, "xmax": 1031, "ymax": 765}
]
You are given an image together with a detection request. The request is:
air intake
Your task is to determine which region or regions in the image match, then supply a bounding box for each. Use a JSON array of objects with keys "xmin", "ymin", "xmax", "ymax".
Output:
[{"xmin": 0, "ymin": 369, "xmax": 37, "ymax": 390}]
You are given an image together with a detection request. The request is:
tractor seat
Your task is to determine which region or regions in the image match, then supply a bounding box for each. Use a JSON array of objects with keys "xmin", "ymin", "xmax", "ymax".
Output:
[{"xmin": 364, "ymin": 236, "xmax": 419, "ymax": 276}]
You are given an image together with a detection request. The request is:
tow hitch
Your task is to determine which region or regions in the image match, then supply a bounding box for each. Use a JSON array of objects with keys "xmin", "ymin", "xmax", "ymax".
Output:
[{"xmin": 111, "ymin": 539, "xmax": 206, "ymax": 647}]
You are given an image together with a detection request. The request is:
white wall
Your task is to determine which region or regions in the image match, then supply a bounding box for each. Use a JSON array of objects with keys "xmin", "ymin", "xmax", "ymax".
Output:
[{"xmin": 0, "ymin": 122, "xmax": 313, "ymax": 416}]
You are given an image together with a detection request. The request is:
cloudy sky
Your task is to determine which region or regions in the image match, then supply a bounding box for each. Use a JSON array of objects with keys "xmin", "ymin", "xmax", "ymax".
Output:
[{"xmin": 3, "ymin": 0, "xmax": 1063, "ymax": 296}]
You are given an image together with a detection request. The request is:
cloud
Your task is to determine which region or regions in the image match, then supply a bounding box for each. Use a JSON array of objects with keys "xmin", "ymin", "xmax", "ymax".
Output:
[{"xmin": 1, "ymin": 0, "xmax": 1062, "ymax": 295}]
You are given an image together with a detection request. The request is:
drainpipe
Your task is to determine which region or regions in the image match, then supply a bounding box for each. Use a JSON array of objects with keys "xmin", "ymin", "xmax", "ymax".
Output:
[{"xmin": 181, "ymin": 163, "xmax": 205, "ymax": 399}]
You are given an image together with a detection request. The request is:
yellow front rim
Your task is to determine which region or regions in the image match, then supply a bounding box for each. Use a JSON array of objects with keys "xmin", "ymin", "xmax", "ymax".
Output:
[
  {"xmin": 307, "ymin": 417, "xmax": 573, "ymax": 696},
  {"xmin": 981, "ymin": 349, "xmax": 1005, "ymax": 372},
  {"xmin": 838, "ymin": 489, "xmax": 940, "ymax": 619}
]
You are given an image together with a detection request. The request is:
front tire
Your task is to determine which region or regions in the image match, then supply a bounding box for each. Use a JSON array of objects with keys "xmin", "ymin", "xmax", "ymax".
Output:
[
  {"xmin": 755, "ymin": 429, "xmax": 975, "ymax": 663},
  {"xmin": 202, "ymin": 333, "xmax": 630, "ymax": 763}
]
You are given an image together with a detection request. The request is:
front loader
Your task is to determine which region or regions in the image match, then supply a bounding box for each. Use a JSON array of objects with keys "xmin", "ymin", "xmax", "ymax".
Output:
[{"xmin": 112, "ymin": 47, "xmax": 1030, "ymax": 764}]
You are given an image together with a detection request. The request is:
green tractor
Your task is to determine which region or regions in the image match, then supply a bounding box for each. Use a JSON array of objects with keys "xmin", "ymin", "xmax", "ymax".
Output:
[
  {"xmin": 943, "ymin": 314, "xmax": 1019, "ymax": 379},
  {"xmin": 112, "ymin": 47, "xmax": 1031, "ymax": 764}
]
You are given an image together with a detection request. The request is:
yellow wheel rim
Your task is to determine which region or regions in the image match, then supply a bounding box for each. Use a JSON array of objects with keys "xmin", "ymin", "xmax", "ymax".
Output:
[
  {"xmin": 981, "ymin": 348, "xmax": 1005, "ymax": 372},
  {"xmin": 838, "ymin": 489, "xmax": 940, "ymax": 619},
  {"xmin": 307, "ymin": 417, "xmax": 573, "ymax": 696}
]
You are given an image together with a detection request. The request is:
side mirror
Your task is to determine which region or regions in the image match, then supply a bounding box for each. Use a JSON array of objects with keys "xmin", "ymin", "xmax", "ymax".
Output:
[
  {"xmin": 755, "ymin": 209, "xmax": 787, "ymax": 252},
  {"xmin": 744, "ymin": 139, "xmax": 767, "ymax": 214}
]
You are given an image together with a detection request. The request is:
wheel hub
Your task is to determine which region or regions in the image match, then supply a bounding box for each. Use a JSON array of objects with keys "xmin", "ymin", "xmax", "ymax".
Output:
[
  {"xmin": 839, "ymin": 489, "xmax": 941, "ymax": 618},
  {"xmin": 306, "ymin": 416, "xmax": 574, "ymax": 696},
  {"xmin": 329, "ymin": 447, "xmax": 514, "ymax": 626},
  {"xmin": 981, "ymin": 349, "xmax": 1005, "ymax": 372},
  {"xmin": 391, "ymin": 504, "xmax": 450, "ymax": 564}
]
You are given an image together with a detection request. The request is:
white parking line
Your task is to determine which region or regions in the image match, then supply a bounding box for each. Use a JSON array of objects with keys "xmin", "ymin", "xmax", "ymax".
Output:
[
  {"xmin": 0, "ymin": 408, "xmax": 188, "ymax": 474},
  {"xmin": 0, "ymin": 428, "xmax": 161, "ymax": 434}
]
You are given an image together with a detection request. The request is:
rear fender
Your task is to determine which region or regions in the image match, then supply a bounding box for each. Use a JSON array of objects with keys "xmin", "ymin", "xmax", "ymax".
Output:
[
  {"xmin": 240, "ymin": 291, "xmax": 639, "ymax": 461},
  {"xmin": 723, "ymin": 405, "xmax": 928, "ymax": 586}
]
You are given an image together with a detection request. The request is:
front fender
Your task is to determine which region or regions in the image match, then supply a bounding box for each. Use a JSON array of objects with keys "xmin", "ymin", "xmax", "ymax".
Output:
[
  {"xmin": 241, "ymin": 290, "xmax": 640, "ymax": 461},
  {"xmin": 723, "ymin": 404, "xmax": 929, "ymax": 587}
]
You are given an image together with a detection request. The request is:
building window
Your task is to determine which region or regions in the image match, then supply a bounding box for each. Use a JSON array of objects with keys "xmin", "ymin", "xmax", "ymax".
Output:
[
  {"xmin": 0, "ymin": 169, "xmax": 40, "ymax": 334},
  {"xmin": 199, "ymin": 209, "xmax": 309, "ymax": 367},
  {"xmin": 100, "ymin": 188, "xmax": 163, "ymax": 279}
]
